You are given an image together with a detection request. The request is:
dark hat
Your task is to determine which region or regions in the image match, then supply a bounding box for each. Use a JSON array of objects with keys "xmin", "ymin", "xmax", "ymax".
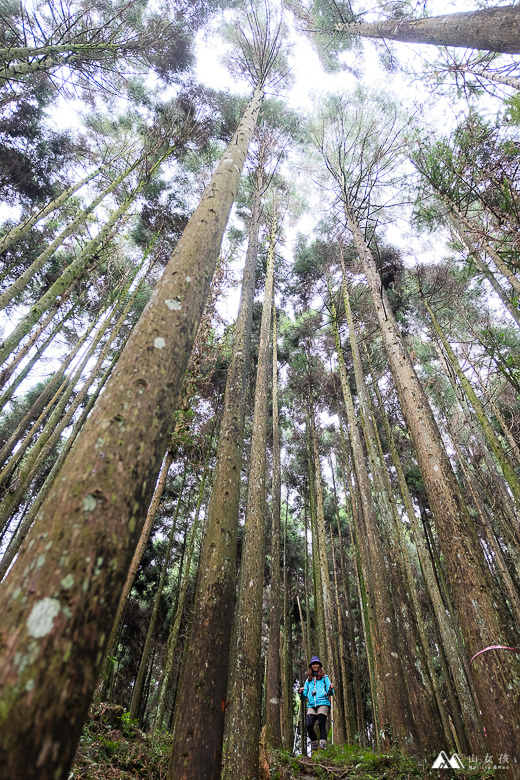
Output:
[{"xmin": 309, "ymin": 656, "xmax": 322, "ymax": 667}]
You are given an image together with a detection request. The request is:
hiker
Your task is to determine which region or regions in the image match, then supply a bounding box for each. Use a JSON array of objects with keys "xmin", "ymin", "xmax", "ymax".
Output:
[{"xmin": 299, "ymin": 656, "xmax": 334, "ymax": 752}]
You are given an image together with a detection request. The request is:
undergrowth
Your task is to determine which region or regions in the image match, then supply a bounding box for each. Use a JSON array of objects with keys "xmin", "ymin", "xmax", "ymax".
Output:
[
  {"xmin": 271, "ymin": 744, "xmax": 496, "ymax": 779},
  {"xmin": 69, "ymin": 703, "xmax": 173, "ymax": 779},
  {"xmin": 69, "ymin": 707, "xmax": 496, "ymax": 780}
]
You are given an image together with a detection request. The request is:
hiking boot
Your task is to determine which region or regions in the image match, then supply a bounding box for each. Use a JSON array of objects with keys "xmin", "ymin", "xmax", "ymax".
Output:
[
  {"xmin": 310, "ymin": 740, "xmax": 319, "ymax": 753},
  {"xmin": 320, "ymin": 739, "xmax": 327, "ymax": 750}
]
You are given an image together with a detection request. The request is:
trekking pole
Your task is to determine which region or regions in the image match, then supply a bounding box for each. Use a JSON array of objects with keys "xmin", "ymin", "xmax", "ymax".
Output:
[
  {"xmin": 331, "ymin": 696, "xmax": 334, "ymax": 745},
  {"xmin": 292, "ymin": 695, "xmax": 302, "ymax": 755}
]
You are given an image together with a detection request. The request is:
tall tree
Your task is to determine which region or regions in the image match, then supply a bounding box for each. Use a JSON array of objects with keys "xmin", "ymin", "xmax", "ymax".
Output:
[
  {"xmin": 222, "ymin": 206, "xmax": 277, "ymax": 780},
  {"xmin": 316, "ymin": 95, "xmax": 520, "ymax": 767},
  {"xmin": 334, "ymin": 5, "xmax": 520, "ymax": 54},
  {"xmin": 265, "ymin": 304, "xmax": 282, "ymax": 747},
  {"xmin": 0, "ymin": 54, "xmax": 266, "ymax": 780}
]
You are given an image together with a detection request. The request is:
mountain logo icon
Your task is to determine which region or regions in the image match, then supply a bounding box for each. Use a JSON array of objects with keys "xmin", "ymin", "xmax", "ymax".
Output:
[{"xmin": 432, "ymin": 752, "xmax": 465, "ymax": 769}]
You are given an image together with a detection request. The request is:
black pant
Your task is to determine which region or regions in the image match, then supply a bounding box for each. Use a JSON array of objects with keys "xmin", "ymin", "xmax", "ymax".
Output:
[{"xmin": 306, "ymin": 711, "xmax": 327, "ymax": 741}]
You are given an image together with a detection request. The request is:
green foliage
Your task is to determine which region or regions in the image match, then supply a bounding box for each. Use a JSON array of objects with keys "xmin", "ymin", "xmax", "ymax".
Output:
[
  {"xmin": 504, "ymin": 93, "xmax": 520, "ymax": 125},
  {"xmin": 272, "ymin": 743, "xmax": 495, "ymax": 779},
  {"xmin": 70, "ymin": 703, "xmax": 174, "ymax": 779}
]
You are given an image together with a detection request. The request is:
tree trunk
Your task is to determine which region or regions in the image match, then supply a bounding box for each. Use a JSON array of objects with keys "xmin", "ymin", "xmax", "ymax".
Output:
[
  {"xmin": 0, "ymin": 152, "xmax": 163, "ymax": 366},
  {"xmin": 0, "ymin": 155, "xmax": 143, "ymax": 312},
  {"xmin": 0, "ymin": 84, "xmax": 263, "ymax": 780},
  {"xmin": 0, "ymin": 299, "xmax": 80, "ymax": 410},
  {"xmin": 282, "ymin": 501, "xmax": 293, "ymax": 749},
  {"xmin": 129, "ymin": 466, "xmax": 188, "ymax": 721},
  {"xmin": 0, "ymin": 161, "xmax": 110, "ymax": 258},
  {"xmin": 308, "ymin": 405, "xmax": 345, "ymax": 745},
  {"xmin": 330, "ymin": 297, "xmax": 417, "ymax": 750},
  {"xmin": 328, "ymin": 471, "xmax": 354, "ymax": 744},
  {"xmin": 366, "ymin": 350, "xmax": 484, "ymax": 754},
  {"xmin": 306, "ymin": 418, "xmax": 326, "ymax": 660},
  {"xmin": 154, "ymin": 424, "xmax": 215, "ymax": 730},
  {"xmin": 459, "ymin": 65, "xmax": 520, "ymax": 91},
  {"xmin": 345, "ymin": 199, "xmax": 520, "ymax": 772},
  {"xmin": 265, "ymin": 306, "xmax": 282, "ymax": 747},
  {"xmin": 222, "ymin": 213, "xmax": 276, "ymax": 780},
  {"xmin": 0, "ymin": 349, "xmax": 120, "ymax": 583},
  {"xmin": 451, "ymin": 224, "xmax": 520, "ymax": 329},
  {"xmin": 335, "ymin": 6, "xmax": 520, "ymax": 54},
  {"xmin": 420, "ymin": 288, "xmax": 520, "ymax": 507},
  {"xmin": 303, "ymin": 504, "xmax": 313, "ymax": 661},
  {"xmin": 334, "ymin": 499, "xmax": 365, "ymax": 745},
  {"xmin": 168, "ymin": 171, "xmax": 263, "ymax": 780}
]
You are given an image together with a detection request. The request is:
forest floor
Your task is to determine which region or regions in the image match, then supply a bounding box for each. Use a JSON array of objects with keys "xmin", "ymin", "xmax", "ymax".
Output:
[{"xmin": 70, "ymin": 704, "xmax": 496, "ymax": 780}]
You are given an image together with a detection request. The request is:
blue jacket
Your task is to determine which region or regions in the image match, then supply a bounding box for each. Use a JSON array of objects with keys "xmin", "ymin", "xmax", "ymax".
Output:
[{"xmin": 303, "ymin": 674, "xmax": 332, "ymax": 709}]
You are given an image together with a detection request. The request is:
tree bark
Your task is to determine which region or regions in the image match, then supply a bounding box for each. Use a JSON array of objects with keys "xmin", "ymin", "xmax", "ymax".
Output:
[
  {"xmin": 420, "ymin": 288, "xmax": 520, "ymax": 506},
  {"xmin": 335, "ymin": 6, "xmax": 520, "ymax": 54},
  {"xmin": 308, "ymin": 406, "xmax": 345, "ymax": 745},
  {"xmin": 129, "ymin": 466, "xmax": 188, "ymax": 721},
  {"xmin": 222, "ymin": 213, "xmax": 276, "ymax": 780},
  {"xmin": 168, "ymin": 171, "xmax": 263, "ymax": 780},
  {"xmin": 345, "ymin": 198, "xmax": 520, "ymax": 772},
  {"xmin": 0, "ymin": 156, "xmax": 143, "ymax": 313},
  {"xmin": 265, "ymin": 306, "xmax": 282, "ymax": 747},
  {"xmin": 305, "ymin": 416, "xmax": 326, "ymax": 661},
  {"xmin": 0, "ymin": 162, "xmax": 110, "ymax": 259},
  {"xmin": 0, "ymin": 84, "xmax": 263, "ymax": 780},
  {"xmin": 366, "ymin": 351, "xmax": 485, "ymax": 754},
  {"xmin": 330, "ymin": 297, "xmax": 417, "ymax": 750},
  {"xmin": 154, "ymin": 425, "xmax": 214, "ymax": 730},
  {"xmin": 451, "ymin": 224, "xmax": 520, "ymax": 329}
]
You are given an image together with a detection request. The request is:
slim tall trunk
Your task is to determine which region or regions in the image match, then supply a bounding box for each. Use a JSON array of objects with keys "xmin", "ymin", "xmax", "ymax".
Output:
[
  {"xmin": 335, "ymin": 6, "xmax": 520, "ymax": 54},
  {"xmin": 154, "ymin": 425, "xmax": 215, "ymax": 730},
  {"xmin": 457, "ymin": 65, "xmax": 520, "ymax": 91},
  {"xmin": 0, "ymin": 349, "xmax": 120, "ymax": 583},
  {"xmin": 222, "ymin": 213, "xmax": 276, "ymax": 780},
  {"xmin": 303, "ymin": 504, "xmax": 313, "ymax": 660},
  {"xmin": 0, "ymin": 161, "xmax": 110, "ymax": 261},
  {"xmin": 129, "ymin": 466, "xmax": 188, "ymax": 721},
  {"xmin": 0, "ymin": 304, "xmax": 101, "ymax": 474},
  {"xmin": 336, "ymin": 276, "xmax": 447, "ymax": 752},
  {"xmin": 337, "ymin": 414, "xmax": 381, "ymax": 749},
  {"xmin": 443, "ymin": 197, "xmax": 520, "ymax": 298},
  {"xmin": 0, "ymin": 84, "xmax": 263, "ymax": 780},
  {"xmin": 0, "ymin": 298, "xmax": 80, "ymax": 410},
  {"xmin": 421, "ymin": 289, "xmax": 520, "ymax": 506},
  {"xmin": 328, "ymin": 472, "xmax": 354, "ymax": 744},
  {"xmin": 0, "ymin": 155, "xmax": 143, "ymax": 312},
  {"xmin": 0, "ymin": 151, "xmax": 166, "ymax": 367},
  {"xmin": 345, "ymin": 198, "xmax": 520, "ymax": 771},
  {"xmin": 452, "ymin": 225, "xmax": 520, "ymax": 329},
  {"xmin": 366, "ymin": 350, "xmax": 484, "ymax": 753},
  {"xmin": 168, "ymin": 171, "xmax": 263, "ymax": 780},
  {"xmin": 334, "ymin": 496, "xmax": 365, "ymax": 745},
  {"xmin": 281, "ymin": 500, "xmax": 293, "ymax": 749},
  {"xmin": 330, "ymin": 296, "xmax": 417, "ymax": 750},
  {"xmin": 265, "ymin": 306, "xmax": 282, "ymax": 747},
  {"xmin": 306, "ymin": 418, "xmax": 326, "ymax": 660},
  {"xmin": 308, "ymin": 406, "xmax": 345, "ymax": 745},
  {"xmin": 0, "ymin": 300, "xmax": 63, "ymax": 388},
  {"xmin": 447, "ymin": 416, "xmax": 520, "ymax": 626},
  {"xmin": 0, "ymin": 276, "xmax": 139, "ymax": 525}
]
